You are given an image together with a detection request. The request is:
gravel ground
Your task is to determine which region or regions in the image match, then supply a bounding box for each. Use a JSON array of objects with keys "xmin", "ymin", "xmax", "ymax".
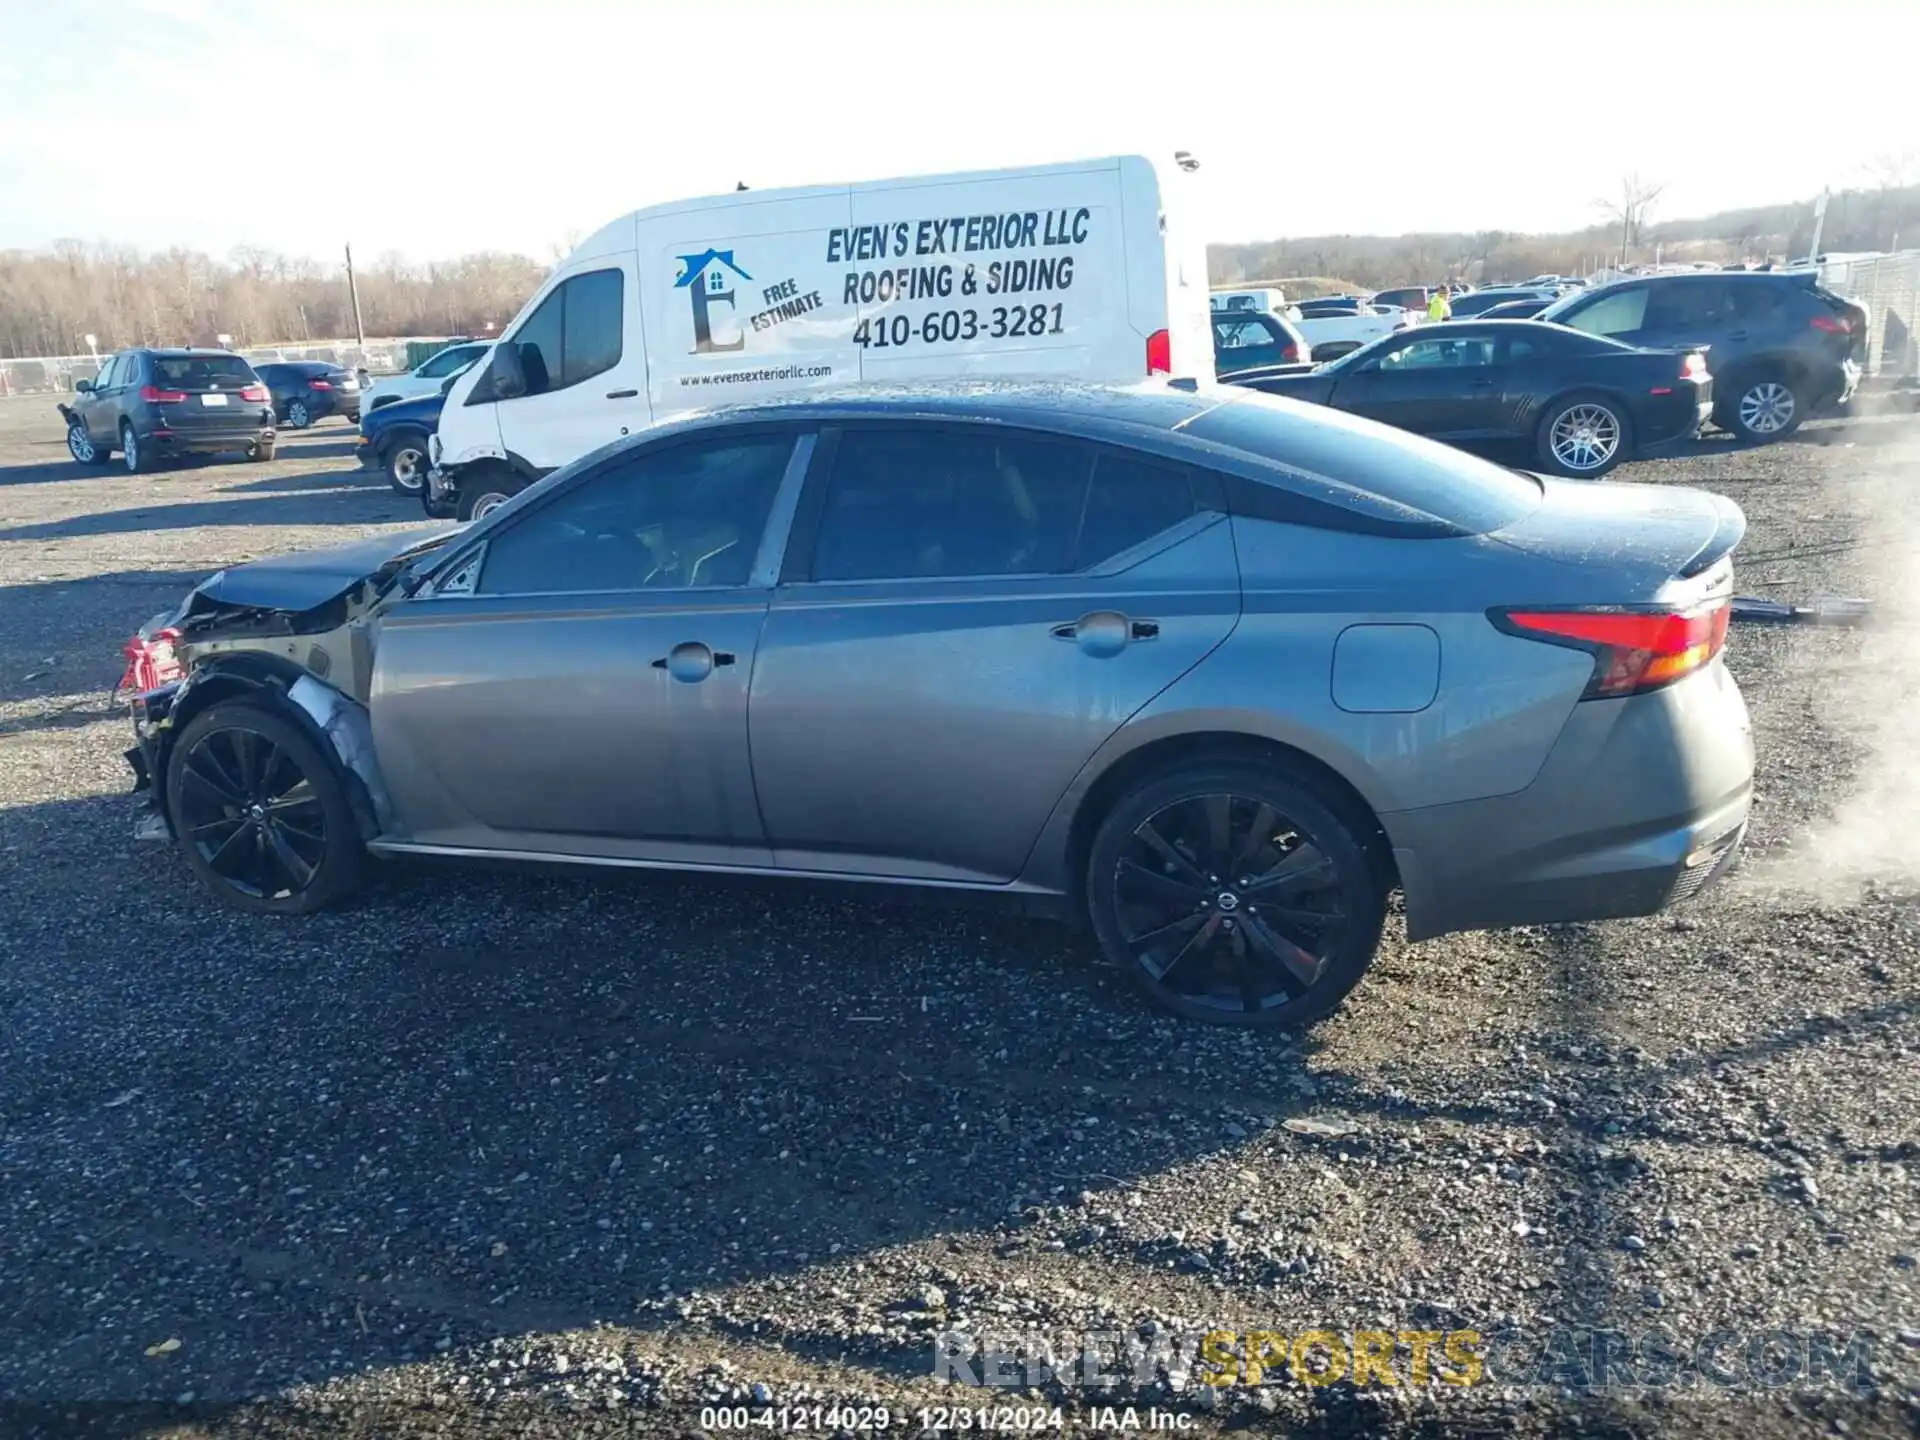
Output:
[{"xmin": 1, "ymin": 392, "xmax": 1917, "ymax": 1439}]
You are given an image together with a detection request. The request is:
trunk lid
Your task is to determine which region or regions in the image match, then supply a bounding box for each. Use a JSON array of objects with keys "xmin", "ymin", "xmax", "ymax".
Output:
[{"xmin": 1485, "ymin": 477, "xmax": 1744, "ymax": 599}]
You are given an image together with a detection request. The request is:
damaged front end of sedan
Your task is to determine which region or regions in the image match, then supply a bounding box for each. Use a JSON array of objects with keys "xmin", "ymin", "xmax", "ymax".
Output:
[{"xmin": 121, "ymin": 527, "xmax": 460, "ymax": 844}]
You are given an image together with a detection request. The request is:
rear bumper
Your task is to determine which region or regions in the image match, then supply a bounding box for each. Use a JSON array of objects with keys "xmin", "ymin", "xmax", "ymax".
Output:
[
  {"xmin": 1387, "ymin": 661, "xmax": 1754, "ymax": 939},
  {"xmin": 149, "ymin": 424, "xmax": 274, "ymax": 454}
]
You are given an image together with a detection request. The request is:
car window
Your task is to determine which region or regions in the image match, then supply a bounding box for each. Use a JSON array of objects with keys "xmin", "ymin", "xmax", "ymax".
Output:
[
  {"xmin": 95, "ymin": 355, "xmax": 124, "ymax": 390},
  {"xmin": 417, "ymin": 347, "xmax": 472, "ymax": 378},
  {"xmin": 1643, "ymin": 280, "xmax": 1738, "ymax": 331},
  {"xmin": 1377, "ymin": 336, "xmax": 1494, "ymax": 369},
  {"xmin": 1181, "ymin": 391, "xmax": 1542, "ymax": 535},
  {"xmin": 1213, "ymin": 318, "xmax": 1282, "ymax": 351},
  {"xmin": 1731, "ymin": 283, "xmax": 1785, "ymax": 321},
  {"xmin": 1078, "ymin": 453, "xmax": 1196, "ymax": 566},
  {"xmin": 150, "ymin": 355, "xmax": 255, "ymax": 389},
  {"xmin": 1495, "ymin": 333, "xmax": 1552, "ymax": 363},
  {"xmin": 505, "ymin": 267, "xmax": 624, "ymax": 397},
  {"xmin": 476, "ymin": 436, "xmax": 792, "ymax": 595},
  {"xmin": 809, "ymin": 428, "xmax": 1093, "ymax": 582},
  {"xmin": 1556, "ymin": 286, "xmax": 1647, "ymax": 337}
]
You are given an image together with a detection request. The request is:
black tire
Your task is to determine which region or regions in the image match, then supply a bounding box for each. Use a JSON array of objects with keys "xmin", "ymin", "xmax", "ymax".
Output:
[
  {"xmin": 286, "ymin": 398, "xmax": 313, "ymax": 429},
  {"xmin": 120, "ymin": 421, "xmax": 150, "ymax": 474},
  {"xmin": 165, "ymin": 700, "xmax": 364, "ymax": 915},
  {"xmin": 247, "ymin": 439, "xmax": 276, "ymax": 463},
  {"xmin": 1723, "ymin": 371, "xmax": 1803, "ymax": 443},
  {"xmin": 66, "ymin": 420, "xmax": 111, "ymax": 466},
  {"xmin": 382, "ymin": 428, "xmax": 429, "ymax": 494},
  {"xmin": 1535, "ymin": 392, "xmax": 1630, "ymax": 479},
  {"xmin": 455, "ymin": 468, "xmax": 525, "ymax": 523},
  {"xmin": 1085, "ymin": 757, "xmax": 1388, "ymax": 1028}
]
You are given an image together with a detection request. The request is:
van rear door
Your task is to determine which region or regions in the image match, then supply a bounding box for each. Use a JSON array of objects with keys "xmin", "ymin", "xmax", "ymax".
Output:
[{"xmin": 1126, "ymin": 155, "xmax": 1213, "ymax": 381}]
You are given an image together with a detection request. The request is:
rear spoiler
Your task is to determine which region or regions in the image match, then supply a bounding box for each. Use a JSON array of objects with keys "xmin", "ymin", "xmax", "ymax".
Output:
[{"xmin": 1677, "ymin": 491, "xmax": 1746, "ymax": 579}]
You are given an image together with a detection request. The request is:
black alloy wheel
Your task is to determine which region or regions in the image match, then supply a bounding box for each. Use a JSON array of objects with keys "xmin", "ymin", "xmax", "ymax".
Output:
[
  {"xmin": 166, "ymin": 702, "xmax": 362, "ymax": 913},
  {"xmin": 1088, "ymin": 762, "xmax": 1385, "ymax": 1027}
]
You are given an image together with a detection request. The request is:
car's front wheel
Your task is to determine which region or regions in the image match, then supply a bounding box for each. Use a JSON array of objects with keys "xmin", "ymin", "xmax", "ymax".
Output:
[
  {"xmin": 1537, "ymin": 393, "xmax": 1629, "ymax": 478},
  {"xmin": 382, "ymin": 429, "xmax": 429, "ymax": 494},
  {"xmin": 1085, "ymin": 757, "xmax": 1387, "ymax": 1028},
  {"xmin": 1725, "ymin": 373, "xmax": 1802, "ymax": 443},
  {"xmin": 66, "ymin": 421, "xmax": 109, "ymax": 466},
  {"xmin": 166, "ymin": 700, "xmax": 364, "ymax": 914}
]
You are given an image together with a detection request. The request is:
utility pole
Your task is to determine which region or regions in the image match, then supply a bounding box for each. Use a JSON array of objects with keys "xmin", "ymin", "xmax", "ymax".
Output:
[
  {"xmin": 1805, "ymin": 190, "xmax": 1830, "ymax": 268},
  {"xmin": 344, "ymin": 243, "xmax": 366, "ymax": 350}
]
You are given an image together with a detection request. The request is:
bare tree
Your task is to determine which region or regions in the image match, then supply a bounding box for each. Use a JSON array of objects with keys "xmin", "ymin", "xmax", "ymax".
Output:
[
  {"xmin": 1862, "ymin": 149, "xmax": 1918, "ymax": 191},
  {"xmin": 1595, "ymin": 174, "xmax": 1667, "ymax": 264}
]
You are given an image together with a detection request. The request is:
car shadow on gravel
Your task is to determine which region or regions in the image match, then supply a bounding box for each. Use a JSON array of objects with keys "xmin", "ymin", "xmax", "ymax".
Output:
[{"xmin": 0, "ymin": 486, "xmax": 412, "ymax": 541}]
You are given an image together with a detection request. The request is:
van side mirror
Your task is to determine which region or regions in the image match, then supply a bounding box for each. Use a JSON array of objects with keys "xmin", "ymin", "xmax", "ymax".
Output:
[{"xmin": 490, "ymin": 342, "xmax": 527, "ymax": 400}]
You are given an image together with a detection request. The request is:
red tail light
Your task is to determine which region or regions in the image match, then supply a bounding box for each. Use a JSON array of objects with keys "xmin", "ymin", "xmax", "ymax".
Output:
[
  {"xmin": 308, "ymin": 378, "xmax": 334, "ymax": 390},
  {"xmin": 1283, "ymin": 344, "xmax": 1301, "ymax": 362},
  {"xmin": 139, "ymin": 385, "xmax": 187, "ymax": 403},
  {"xmin": 1681, "ymin": 352, "xmax": 1709, "ymax": 381},
  {"xmin": 239, "ymin": 383, "xmax": 269, "ymax": 402},
  {"xmin": 1493, "ymin": 601, "xmax": 1731, "ymax": 699},
  {"xmin": 1146, "ymin": 329, "xmax": 1171, "ymax": 375},
  {"xmin": 1810, "ymin": 313, "xmax": 1851, "ymax": 334},
  {"xmin": 119, "ymin": 627, "xmax": 184, "ymax": 695}
]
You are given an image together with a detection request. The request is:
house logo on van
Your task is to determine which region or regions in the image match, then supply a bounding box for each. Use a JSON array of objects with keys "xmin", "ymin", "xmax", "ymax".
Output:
[{"xmin": 675, "ymin": 249, "xmax": 753, "ymax": 354}]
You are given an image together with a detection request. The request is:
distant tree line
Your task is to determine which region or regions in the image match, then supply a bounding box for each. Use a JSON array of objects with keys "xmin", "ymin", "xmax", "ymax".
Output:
[
  {"xmin": 0, "ymin": 242, "xmax": 548, "ymax": 359},
  {"xmin": 1209, "ymin": 180, "xmax": 1920, "ymax": 292}
]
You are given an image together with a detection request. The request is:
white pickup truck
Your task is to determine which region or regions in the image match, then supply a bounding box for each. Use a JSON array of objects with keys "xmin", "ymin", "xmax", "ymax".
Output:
[{"xmin": 1290, "ymin": 299, "xmax": 1412, "ymax": 361}]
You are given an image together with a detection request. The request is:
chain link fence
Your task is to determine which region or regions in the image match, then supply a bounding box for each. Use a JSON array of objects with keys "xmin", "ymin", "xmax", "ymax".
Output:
[
  {"xmin": 0, "ymin": 337, "xmax": 470, "ymax": 397},
  {"xmin": 1821, "ymin": 250, "xmax": 1919, "ymax": 383}
]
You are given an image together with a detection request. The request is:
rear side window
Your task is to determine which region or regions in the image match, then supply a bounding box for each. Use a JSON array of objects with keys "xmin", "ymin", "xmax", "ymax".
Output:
[
  {"xmin": 803, "ymin": 429, "xmax": 1201, "ymax": 583},
  {"xmin": 1555, "ymin": 286, "xmax": 1646, "ymax": 337},
  {"xmin": 1182, "ymin": 390, "xmax": 1541, "ymax": 535},
  {"xmin": 506, "ymin": 267, "xmax": 624, "ymax": 396}
]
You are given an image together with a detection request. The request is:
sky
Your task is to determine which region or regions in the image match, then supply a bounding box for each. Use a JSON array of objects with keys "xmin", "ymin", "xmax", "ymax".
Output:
[{"xmin": 0, "ymin": 0, "xmax": 1910, "ymax": 264}]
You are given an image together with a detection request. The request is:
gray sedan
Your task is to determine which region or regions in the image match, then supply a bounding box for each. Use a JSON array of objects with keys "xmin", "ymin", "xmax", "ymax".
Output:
[{"xmin": 122, "ymin": 383, "xmax": 1754, "ymax": 1027}]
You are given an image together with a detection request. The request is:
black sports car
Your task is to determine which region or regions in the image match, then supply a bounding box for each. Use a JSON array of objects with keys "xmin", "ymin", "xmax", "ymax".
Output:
[{"xmin": 1227, "ymin": 320, "xmax": 1712, "ymax": 478}]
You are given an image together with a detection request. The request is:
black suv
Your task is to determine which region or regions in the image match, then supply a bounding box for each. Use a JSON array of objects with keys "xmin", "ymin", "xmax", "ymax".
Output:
[
  {"xmin": 254, "ymin": 360, "xmax": 362, "ymax": 428},
  {"xmin": 60, "ymin": 349, "xmax": 276, "ymax": 472},
  {"xmin": 1540, "ymin": 272, "xmax": 1865, "ymax": 442}
]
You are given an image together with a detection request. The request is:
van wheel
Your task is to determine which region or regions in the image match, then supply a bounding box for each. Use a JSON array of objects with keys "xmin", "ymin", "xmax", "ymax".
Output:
[
  {"xmin": 165, "ymin": 700, "xmax": 364, "ymax": 915},
  {"xmin": 456, "ymin": 468, "xmax": 525, "ymax": 522},
  {"xmin": 1085, "ymin": 758, "xmax": 1387, "ymax": 1028}
]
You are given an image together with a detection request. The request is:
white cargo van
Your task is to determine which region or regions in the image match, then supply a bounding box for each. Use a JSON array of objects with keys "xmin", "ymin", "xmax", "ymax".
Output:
[{"xmin": 426, "ymin": 154, "xmax": 1213, "ymax": 519}]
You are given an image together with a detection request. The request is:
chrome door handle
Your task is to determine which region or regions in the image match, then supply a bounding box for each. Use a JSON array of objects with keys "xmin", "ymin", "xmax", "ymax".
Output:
[
  {"xmin": 1051, "ymin": 612, "xmax": 1158, "ymax": 655},
  {"xmin": 651, "ymin": 642, "xmax": 735, "ymax": 681}
]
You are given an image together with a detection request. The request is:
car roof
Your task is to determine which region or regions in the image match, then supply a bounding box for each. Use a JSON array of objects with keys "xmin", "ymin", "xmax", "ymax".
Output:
[{"xmin": 139, "ymin": 347, "xmax": 243, "ymax": 358}]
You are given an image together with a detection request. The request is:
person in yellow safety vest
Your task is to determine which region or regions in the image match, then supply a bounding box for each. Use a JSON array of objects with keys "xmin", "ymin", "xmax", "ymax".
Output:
[{"xmin": 1426, "ymin": 285, "xmax": 1453, "ymax": 323}]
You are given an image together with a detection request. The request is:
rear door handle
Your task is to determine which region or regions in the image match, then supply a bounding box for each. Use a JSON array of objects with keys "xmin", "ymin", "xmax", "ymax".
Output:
[
  {"xmin": 1467, "ymin": 378, "xmax": 1495, "ymax": 388},
  {"xmin": 1724, "ymin": 330, "xmax": 1749, "ymax": 342},
  {"xmin": 651, "ymin": 642, "xmax": 736, "ymax": 681},
  {"xmin": 1051, "ymin": 613, "xmax": 1159, "ymax": 654},
  {"xmin": 606, "ymin": 388, "xmax": 639, "ymax": 399}
]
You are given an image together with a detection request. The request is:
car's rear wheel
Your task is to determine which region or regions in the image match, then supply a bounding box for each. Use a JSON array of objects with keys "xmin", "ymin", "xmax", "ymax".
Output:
[
  {"xmin": 1537, "ymin": 393, "xmax": 1629, "ymax": 478},
  {"xmin": 120, "ymin": 422, "xmax": 149, "ymax": 474},
  {"xmin": 286, "ymin": 398, "xmax": 313, "ymax": 429},
  {"xmin": 456, "ymin": 467, "xmax": 525, "ymax": 523},
  {"xmin": 1727, "ymin": 373, "xmax": 1802, "ymax": 442},
  {"xmin": 382, "ymin": 429, "xmax": 429, "ymax": 493},
  {"xmin": 166, "ymin": 701, "xmax": 363, "ymax": 915},
  {"xmin": 67, "ymin": 422, "xmax": 109, "ymax": 466},
  {"xmin": 1086, "ymin": 759, "xmax": 1387, "ymax": 1028}
]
